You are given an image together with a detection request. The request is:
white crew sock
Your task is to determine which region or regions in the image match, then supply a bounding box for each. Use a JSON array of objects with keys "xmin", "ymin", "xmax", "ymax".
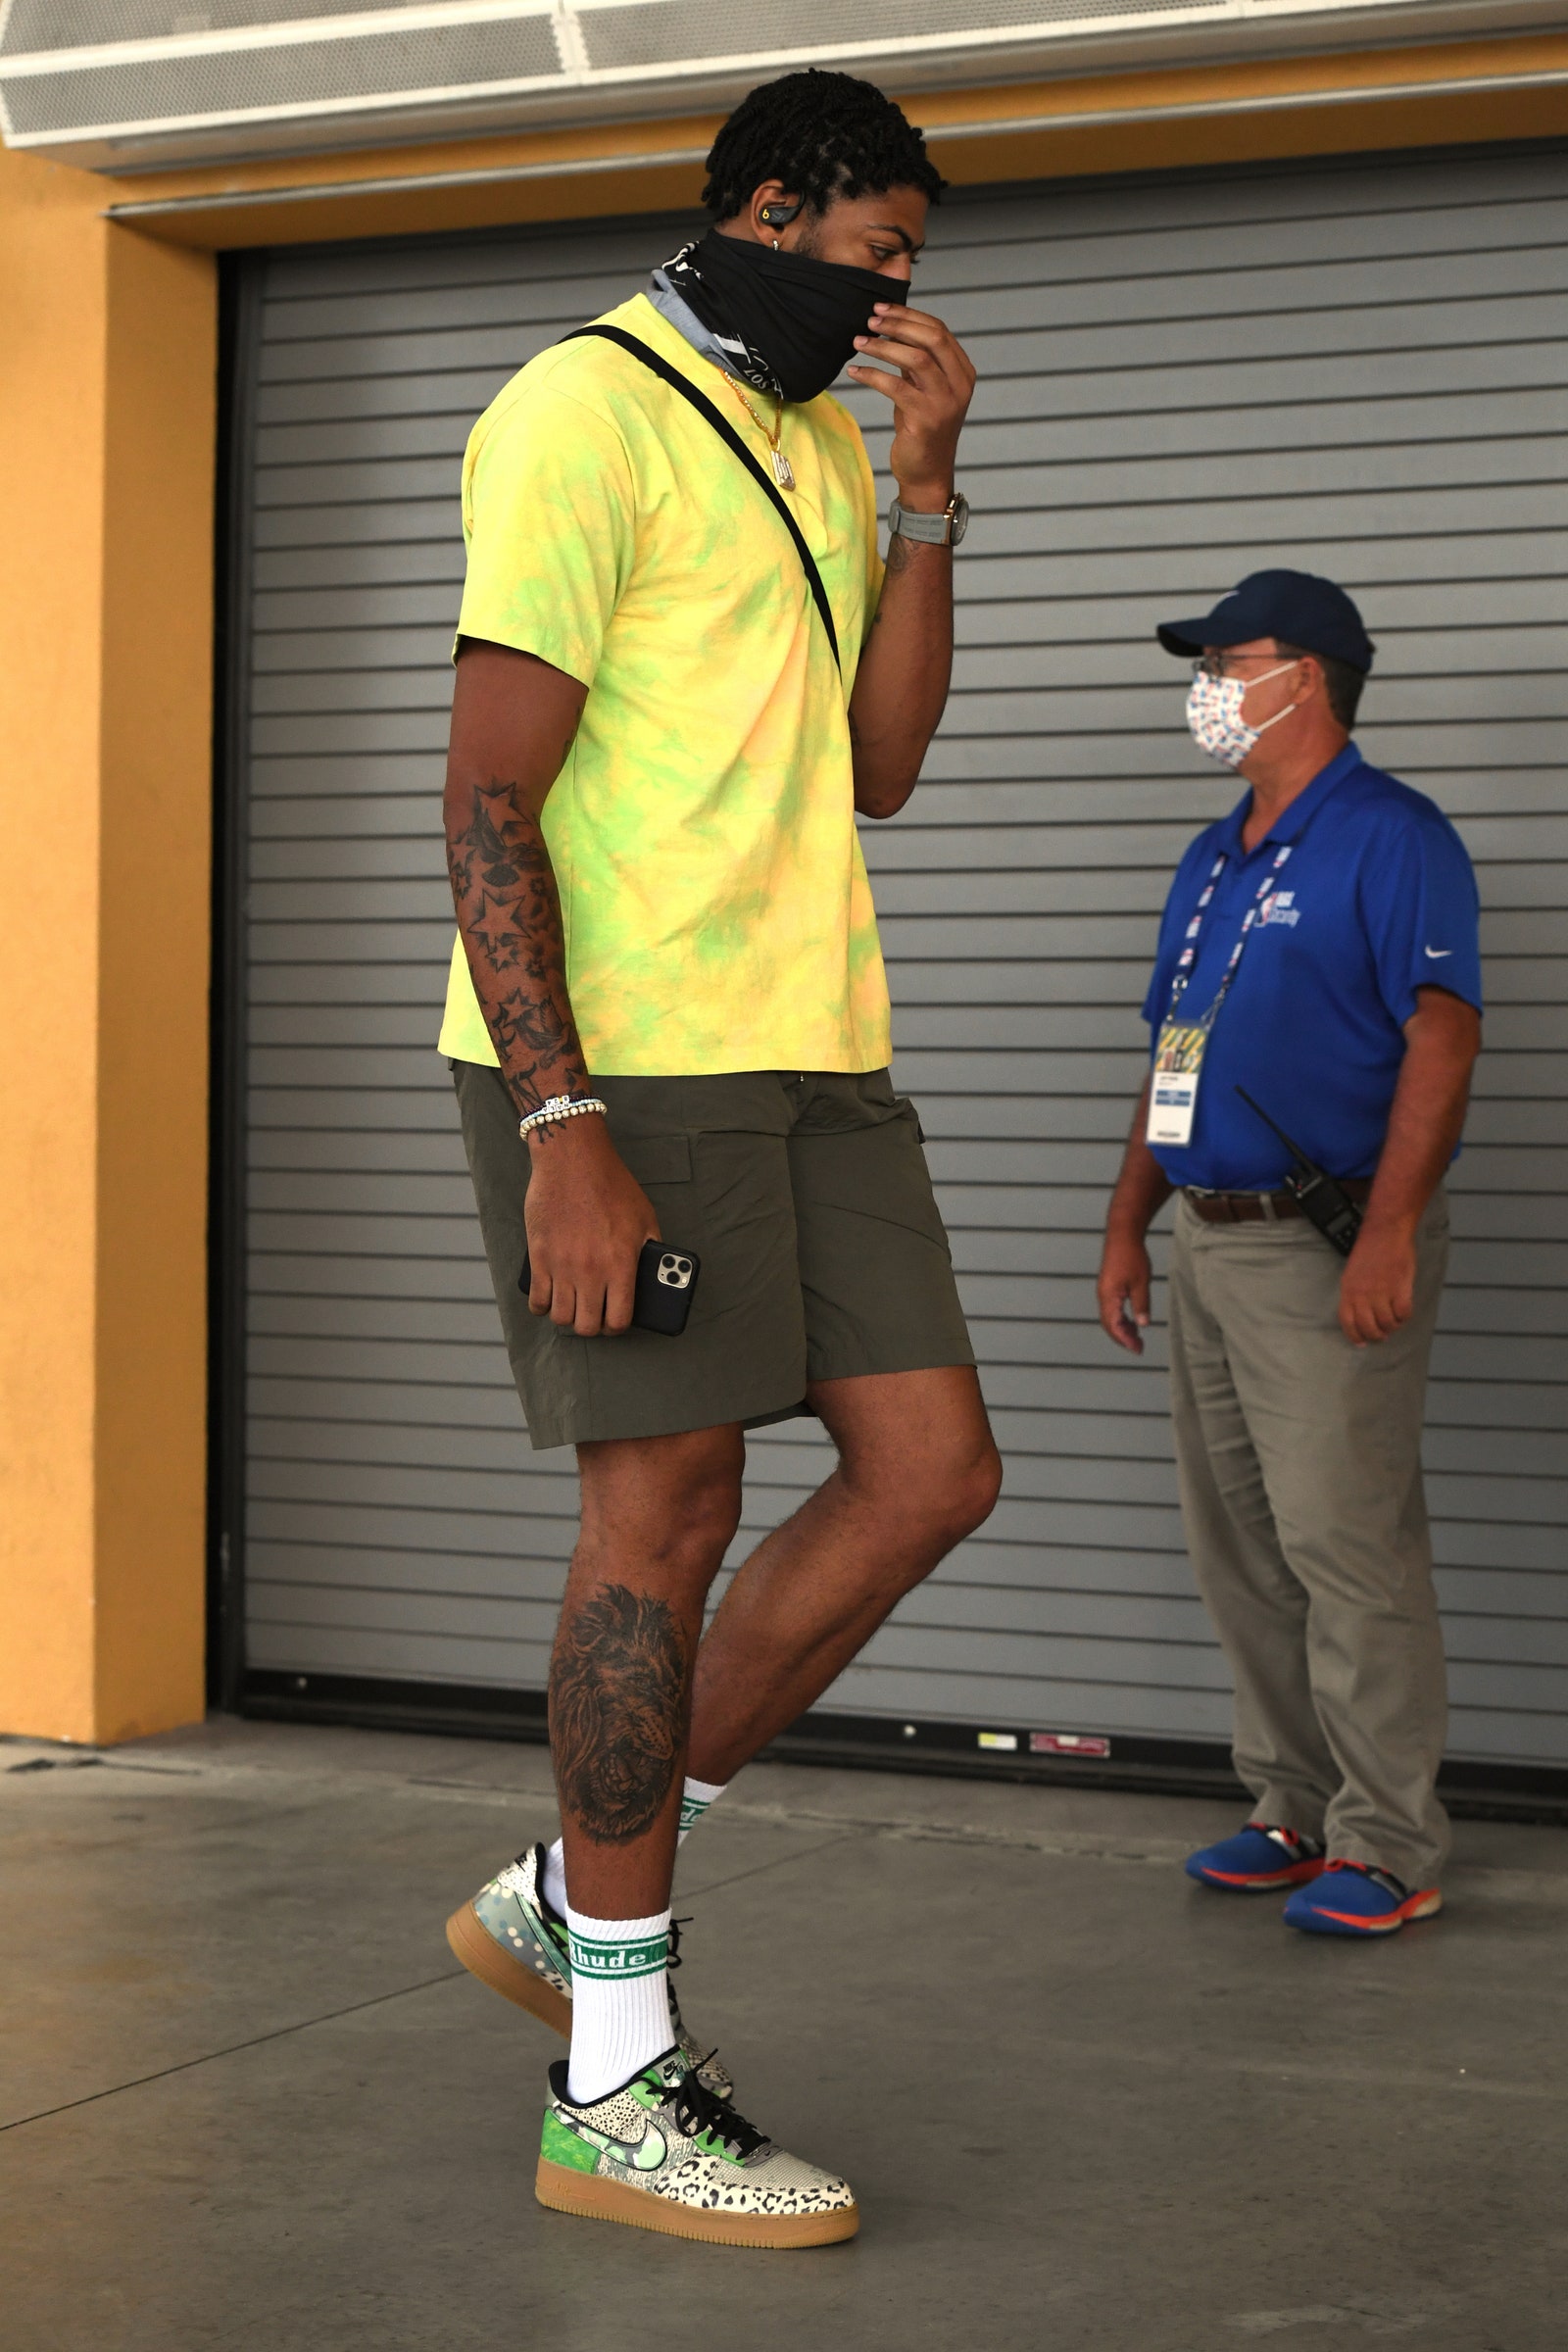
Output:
[
  {"xmin": 541, "ymin": 1775, "xmax": 728, "ymax": 1916},
  {"xmin": 678, "ymin": 1775, "xmax": 727, "ymax": 1841},
  {"xmin": 564, "ymin": 1907, "xmax": 673, "ymax": 2104}
]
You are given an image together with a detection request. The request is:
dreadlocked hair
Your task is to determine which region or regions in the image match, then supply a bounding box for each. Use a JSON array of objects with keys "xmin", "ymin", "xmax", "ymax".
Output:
[{"xmin": 702, "ymin": 70, "xmax": 945, "ymax": 221}]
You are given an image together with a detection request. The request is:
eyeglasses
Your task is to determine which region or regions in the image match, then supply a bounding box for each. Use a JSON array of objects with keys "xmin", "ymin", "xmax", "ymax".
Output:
[{"xmin": 1191, "ymin": 652, "xmax": 1300, "ymax": 681}]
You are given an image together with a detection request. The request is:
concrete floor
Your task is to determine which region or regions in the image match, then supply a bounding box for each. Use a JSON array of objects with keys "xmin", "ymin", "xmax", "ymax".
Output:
[{"xmin": 3, "ymin": 1722, "xmax": 1565, "ymax": 2352}]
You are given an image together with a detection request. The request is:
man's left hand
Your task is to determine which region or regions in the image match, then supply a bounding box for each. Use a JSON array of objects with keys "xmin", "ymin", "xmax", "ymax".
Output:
[
  {"xmin": 1339, "ymin": 1223, "xmax": 1417, "ymax": 1348},
  {"xmin": 847, "ymin": 303, "xmax": 977, "ymax": 505}
]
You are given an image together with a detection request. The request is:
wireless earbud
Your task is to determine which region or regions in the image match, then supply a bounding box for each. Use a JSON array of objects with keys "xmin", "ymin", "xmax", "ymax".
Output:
[{"xmin": 759, "ymin": 201, "xmax": 801, "ymax": 226}]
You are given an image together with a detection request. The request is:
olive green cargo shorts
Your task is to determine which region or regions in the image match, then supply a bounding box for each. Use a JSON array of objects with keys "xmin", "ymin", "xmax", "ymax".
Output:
[{"xmin": 453, "ymin": 1062, "xmax": 975, "ymax": 1451}]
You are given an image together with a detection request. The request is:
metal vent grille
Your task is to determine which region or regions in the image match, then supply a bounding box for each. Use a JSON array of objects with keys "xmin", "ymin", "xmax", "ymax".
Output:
[
  {"xmin": 3, "ymin": 21, "xmax": 564, "ymax": 135},
  {"xmin": 0, "ymin": 2, "xmax": 430, "ymax": 57},
  {"xmin": 581, "ymin": 0, "xmax": 1205, "ymax": 71},
  {"xmin": 0, "ymin": 0, "xmax": 1497, "ymax": 165}
]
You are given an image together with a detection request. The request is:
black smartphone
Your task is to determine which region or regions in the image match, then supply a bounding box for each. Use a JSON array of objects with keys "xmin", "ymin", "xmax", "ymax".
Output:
[{"xmin": 517, "ymin": 1239, "xmax": 701, "ymax": 1336}]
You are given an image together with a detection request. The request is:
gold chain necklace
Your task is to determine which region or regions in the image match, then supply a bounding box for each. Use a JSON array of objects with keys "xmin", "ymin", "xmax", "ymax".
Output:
[{"xmin": 723, "ymin": 373, "xmax": 795, "ymax": 491}]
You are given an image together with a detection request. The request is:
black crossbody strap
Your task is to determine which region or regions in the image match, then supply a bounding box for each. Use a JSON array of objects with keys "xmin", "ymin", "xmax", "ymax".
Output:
[{"xmin": 564, "ymin": 322, "xmax": 842, "ymax": 678}]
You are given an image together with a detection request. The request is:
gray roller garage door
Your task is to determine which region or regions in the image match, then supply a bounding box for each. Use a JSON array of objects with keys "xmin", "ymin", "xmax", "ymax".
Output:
[{"xmin": 235, "ymin": 141, "xmax": 1568, "ymax": 1769}]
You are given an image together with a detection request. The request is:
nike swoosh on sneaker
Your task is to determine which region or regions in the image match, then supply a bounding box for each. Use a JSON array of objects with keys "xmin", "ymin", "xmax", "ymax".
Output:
[
  {"xmin": 574, "ymin": 2120, "xmax": 667, "ymax": 2173},
  {"xmin": 1424, "ymin": 946, "xmax": 1453, "ymax": 957}
]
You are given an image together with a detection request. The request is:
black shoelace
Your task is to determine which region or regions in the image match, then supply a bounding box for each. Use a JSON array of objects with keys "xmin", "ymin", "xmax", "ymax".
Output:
[{"xmin": 641, "ymin": 2055, "xmax": 765, "ymax": 2161}]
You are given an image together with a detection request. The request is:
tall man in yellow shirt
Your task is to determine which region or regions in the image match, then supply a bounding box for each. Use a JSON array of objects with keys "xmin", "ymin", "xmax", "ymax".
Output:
[{"xmin": 437, "ymin": 72, "xmax": 999, "ymax": 2244}]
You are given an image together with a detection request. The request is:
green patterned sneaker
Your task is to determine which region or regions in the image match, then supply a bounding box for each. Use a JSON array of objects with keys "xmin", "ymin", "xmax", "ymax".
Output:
[
  {"xmin": 445, "ymin": 1843, "xmax": 732, "ymax": 2096},
  {"xmin": 536, "ymin": 2048, "xmax": 859, "ymax": 2248}
]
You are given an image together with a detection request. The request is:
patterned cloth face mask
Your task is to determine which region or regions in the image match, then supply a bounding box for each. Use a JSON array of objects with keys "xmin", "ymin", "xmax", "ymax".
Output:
[{"xmin": 1186, "ymin": 662, "xmax": 1298, "ymax": 769}]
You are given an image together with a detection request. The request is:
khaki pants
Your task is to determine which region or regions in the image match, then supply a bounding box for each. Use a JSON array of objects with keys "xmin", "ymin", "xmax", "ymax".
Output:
[{"xmin": 1167, "ymin": 1190, "xmax": 1451, "ymax": 1887}]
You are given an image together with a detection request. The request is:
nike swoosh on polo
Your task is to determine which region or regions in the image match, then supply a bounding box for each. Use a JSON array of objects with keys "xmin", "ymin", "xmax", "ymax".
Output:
[
  {"xmin": 577, "ymin": 2120, "xmax": 667, "ymax": 2173},
  {"xmin": 1424, "ymin": 947, "xmax": 1454, "ymax": 958}
]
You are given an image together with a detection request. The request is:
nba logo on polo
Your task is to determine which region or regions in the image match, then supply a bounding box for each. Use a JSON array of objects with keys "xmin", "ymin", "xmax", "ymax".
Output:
[{"xmin": 1260, "ymin": 890, "xmax": 1300, "ymax": 928}]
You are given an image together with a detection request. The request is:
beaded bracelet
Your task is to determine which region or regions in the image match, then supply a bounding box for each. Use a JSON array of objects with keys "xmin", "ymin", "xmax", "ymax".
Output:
[{"xmin": 518, "ymin": 1093, "xmax": 609, "ymax": 1142}]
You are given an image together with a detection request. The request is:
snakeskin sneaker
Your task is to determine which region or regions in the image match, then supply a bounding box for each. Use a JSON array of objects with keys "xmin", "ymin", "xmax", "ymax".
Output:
[
  {"xmin": 445, "ymin": 1842, "xmax": 732, "ymax": 2097},
  {"xmin": 535, "ymin": 2046, "xmax": 858, "ymax": 2248}
]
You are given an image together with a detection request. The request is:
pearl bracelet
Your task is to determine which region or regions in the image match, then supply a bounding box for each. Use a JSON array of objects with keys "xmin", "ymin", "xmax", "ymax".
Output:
[{"xmin": 517, "ymin": 1093, "xmax": 608, "ymax": 1142}]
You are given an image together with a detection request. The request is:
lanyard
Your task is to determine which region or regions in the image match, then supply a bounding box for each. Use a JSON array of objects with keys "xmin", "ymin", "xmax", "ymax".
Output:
[{"xmin": 1164, "ymin": 842, "xmax": 1293, "ymax": 1029}]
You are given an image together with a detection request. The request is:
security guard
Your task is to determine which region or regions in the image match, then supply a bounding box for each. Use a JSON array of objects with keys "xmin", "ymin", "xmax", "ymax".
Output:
[{"xmin": 1097, "ymin": 569, "xmax": 1482, "ymax": 1937}]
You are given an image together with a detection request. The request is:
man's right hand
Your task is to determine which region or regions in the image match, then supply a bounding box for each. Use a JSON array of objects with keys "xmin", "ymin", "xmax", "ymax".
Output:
[
  {"xmin": 524, "ymin": 1116, "xmax": 660, "ymax": 1337},
  {"xmin": 1098, "ymin": 1229, "xmax": 1153, "ymax": 1355}
]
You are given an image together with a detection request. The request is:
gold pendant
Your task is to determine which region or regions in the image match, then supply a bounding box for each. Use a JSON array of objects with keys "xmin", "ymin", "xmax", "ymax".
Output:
[{"xmin": 770, "ymin": 448, "xmax": 796, "ymax": 491}]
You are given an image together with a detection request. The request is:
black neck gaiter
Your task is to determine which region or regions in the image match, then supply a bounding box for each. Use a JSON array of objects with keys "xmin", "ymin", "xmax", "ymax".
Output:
[{"xmin": 661, "ymin": 229, "xmax": 904, "ymax": 405}]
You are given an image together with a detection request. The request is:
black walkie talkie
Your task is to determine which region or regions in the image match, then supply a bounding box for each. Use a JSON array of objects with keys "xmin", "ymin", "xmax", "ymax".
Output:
[{"xmin": 1234, "ymin": 1088, "xmax": 1364, "ymax": 1259}]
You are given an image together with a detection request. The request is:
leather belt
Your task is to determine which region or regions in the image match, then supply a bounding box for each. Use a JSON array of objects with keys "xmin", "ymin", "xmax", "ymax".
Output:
[{"xmin": 1183, "ymin": 1179, "xmax": 1373, "ymax": 1226}]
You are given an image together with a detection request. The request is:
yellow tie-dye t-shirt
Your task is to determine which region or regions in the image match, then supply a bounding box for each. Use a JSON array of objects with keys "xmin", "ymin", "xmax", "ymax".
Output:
[{"xmin": 437, "ymin": 293, "xmax": 890, "ymax": 1077}]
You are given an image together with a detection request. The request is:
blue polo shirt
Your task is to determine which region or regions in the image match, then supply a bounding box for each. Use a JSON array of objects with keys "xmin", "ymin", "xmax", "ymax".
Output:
[{"xmin": 1141, "ymin": 745, "xmax": 1482, "ymax": 1191}]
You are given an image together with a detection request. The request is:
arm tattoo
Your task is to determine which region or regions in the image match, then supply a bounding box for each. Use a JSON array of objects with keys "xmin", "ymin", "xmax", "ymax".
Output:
[
  {"xmin": 550, "ymin": 1585, "xmax": 688, "ymax": 1845},
  {"xmin": 445, "ymin": 771, "xmax": 589, "ymax": 1118},
  {"xmin": 860, "ymin": 531, "xmax": 910, "ymax": 647}
]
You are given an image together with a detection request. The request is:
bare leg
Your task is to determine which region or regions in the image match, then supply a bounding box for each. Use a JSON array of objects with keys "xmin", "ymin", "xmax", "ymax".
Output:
[
  {"xmin": 686, "ymin": 1366, "xmax": 1001, "ymax": 1786},
  {"xmin": 551, "ymin": 1423, "xmax": 744, "ymax": 1919}
]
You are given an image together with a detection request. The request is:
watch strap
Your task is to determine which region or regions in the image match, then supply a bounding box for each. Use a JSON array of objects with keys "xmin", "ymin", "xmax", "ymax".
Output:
[{"xmin": 888, "ymin": 493, "xmax": 967, "ymax": 547}]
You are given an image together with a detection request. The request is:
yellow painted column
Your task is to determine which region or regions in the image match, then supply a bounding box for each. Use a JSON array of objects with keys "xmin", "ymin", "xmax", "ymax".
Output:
[{"xmin": 0, "ymin": 145, "xmax": 216, "ymax": 1742}]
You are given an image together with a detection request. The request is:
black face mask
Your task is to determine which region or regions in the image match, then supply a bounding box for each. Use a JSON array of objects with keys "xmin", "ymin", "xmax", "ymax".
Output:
[{"xmin": 662, "ymin": 228, "xmax": 905, "ymax": 405}]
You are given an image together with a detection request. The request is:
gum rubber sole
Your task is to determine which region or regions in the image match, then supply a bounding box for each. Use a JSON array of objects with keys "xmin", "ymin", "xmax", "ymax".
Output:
[
  {"xmin": 445, "ymin": 1899, "xmax": 571, "ymax": 2037},
  {"xmin": 536, "ymin": 2158, "xmax": 859, "ymax": 2248}
]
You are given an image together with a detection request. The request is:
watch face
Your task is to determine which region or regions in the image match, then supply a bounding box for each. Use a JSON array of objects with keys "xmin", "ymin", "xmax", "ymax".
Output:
[{"xmin": 949, "ymin": 495, "xmax": 970, "ymax": 546}]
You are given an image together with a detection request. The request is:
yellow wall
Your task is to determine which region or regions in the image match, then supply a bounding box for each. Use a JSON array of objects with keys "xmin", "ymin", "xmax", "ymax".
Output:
[
  {"xmin": 0, "ymin": 147, "xmax": 215, "ymax": 1742},
  {"xmin": 1, "ymin": 25, "xmax": 1564, "ymax": 1741}
]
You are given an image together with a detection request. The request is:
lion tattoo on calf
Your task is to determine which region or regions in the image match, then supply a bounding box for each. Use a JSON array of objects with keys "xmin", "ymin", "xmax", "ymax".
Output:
[{"xmin": 550, "ymin": 1584, "xmax": 688, "ymax": 1844}]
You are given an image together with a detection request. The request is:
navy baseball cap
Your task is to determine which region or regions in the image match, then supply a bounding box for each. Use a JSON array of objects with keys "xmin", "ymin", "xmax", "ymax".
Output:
[{"xmin": 1156, "ymin": 568, "xmax": 1375, "ymax": 673}]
